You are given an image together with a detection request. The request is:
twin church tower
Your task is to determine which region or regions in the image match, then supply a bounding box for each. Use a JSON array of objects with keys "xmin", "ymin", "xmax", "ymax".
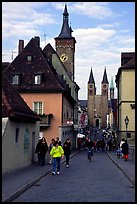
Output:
[
  {"xmin": 56, "ymin": 4, "xmax": 114, "ymax": 129},
  {"xmin": 87, "ymin": 67, "xmax": 114, "ymax": 129}
]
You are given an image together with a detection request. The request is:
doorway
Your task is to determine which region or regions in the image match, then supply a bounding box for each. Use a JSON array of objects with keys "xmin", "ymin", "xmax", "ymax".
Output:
[{"xmin": 96, "ymin": 119, "xmax": 99, "ymax": 127}]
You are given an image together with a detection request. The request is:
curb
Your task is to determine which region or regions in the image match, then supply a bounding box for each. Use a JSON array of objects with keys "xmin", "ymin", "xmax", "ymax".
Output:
[
  {"xmin": 3, "ymin": 151, "xmax": 80, "ymax": 202},
  {"xmin": 106, "ymin": 152, "xmax": 135, "ymax": 186}
]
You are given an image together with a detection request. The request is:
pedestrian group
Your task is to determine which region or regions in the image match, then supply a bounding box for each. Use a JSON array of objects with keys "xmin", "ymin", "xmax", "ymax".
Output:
[{"xmin": 35, "ymin": 134, "xmax": 130, "ymax": 176}]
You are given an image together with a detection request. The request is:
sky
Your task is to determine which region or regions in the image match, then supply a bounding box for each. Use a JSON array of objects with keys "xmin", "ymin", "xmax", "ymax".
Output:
[{"xmin": 2, "ymin": 2, "xmax": 135, "ymax": 100}]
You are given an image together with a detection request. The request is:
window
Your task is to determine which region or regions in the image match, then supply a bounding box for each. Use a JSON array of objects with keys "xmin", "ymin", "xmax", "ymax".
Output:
[
  {"xmin": 27, "ymin": 55, "xmax": 32, "ymax": 62},
  {"xmin": 34, "ymin": 75, "xmax": 42, "ymax": 84},
  {"xmin": 90, "ymin": 84, "xmax": 92, "ymax": 89},
  {"xmin": 12, "ymin": 74, "xmax": 20, "ymax": 85},
  {"xmin": 90, "ymin": 90, "xmax": 92, "ymax": 95},
  {"xmin": 33, "ymin": 102, "xmax": 43, "ymax": 114},
  {"xmin": 15, "ymin": 128, "xmax": 19, "ymax": 143}
]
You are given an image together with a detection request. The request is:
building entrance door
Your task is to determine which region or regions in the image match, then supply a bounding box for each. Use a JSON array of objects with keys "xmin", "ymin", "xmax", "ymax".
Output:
[{"xmin": 96, "ymin": 119, "xmax": 99, "ymax": 127}]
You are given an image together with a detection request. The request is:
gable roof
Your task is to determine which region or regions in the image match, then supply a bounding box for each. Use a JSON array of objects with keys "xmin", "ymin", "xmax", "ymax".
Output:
[
  {"xmin": 115, "ymin": 54, "xmax": 135, "ymax": 83},
  {"xmin": 3, "ymin": 37, "xmax": 69, "ymax": 93},
  {"xmin": 43, "ymin": 43, "xmax": 68, "ymax": 74},
  {"xmin": 2, "ymin": 73, "xmax": 40, "ymax": 122},
  {"xmin": 2, "ymin": 62, "xmax": 10, "ymax": 71}
]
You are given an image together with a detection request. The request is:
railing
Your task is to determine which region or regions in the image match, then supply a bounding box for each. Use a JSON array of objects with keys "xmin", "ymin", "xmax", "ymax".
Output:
[{"xmin": 39, "ymin": 114, "xmax": 53, "ymax": 127}]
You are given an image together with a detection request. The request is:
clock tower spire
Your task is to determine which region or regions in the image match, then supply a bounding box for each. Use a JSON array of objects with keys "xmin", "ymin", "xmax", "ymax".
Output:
[{"xmin": 54, "ymin": 4, "xmax": 76, "ymax": 81}]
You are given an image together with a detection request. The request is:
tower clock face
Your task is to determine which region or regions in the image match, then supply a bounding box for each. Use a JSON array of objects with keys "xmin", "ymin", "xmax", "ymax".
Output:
[{"xmin": 60, "ymin": 53, "xmax": 68, "ymax": 62}]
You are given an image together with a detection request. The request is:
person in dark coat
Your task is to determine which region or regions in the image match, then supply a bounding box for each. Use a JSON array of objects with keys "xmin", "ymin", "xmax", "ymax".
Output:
[
  {"xmin": 35, "ymin": 137, "xmax": 48, "ymax": 165},
  {"xmin": 35, "ymin": 138, "xmax": 42, "ymax": 165},
  {"xmin": 63, "ymin": 138, "xmax": 71, "ymax": 167},
  {"xmin": 121, "ymin": 140, "xmax": 129, "ymax": 161}
]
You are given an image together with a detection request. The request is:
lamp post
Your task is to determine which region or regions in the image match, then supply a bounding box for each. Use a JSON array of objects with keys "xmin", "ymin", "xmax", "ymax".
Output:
[{"xmin": 124, "ymin": 116, "xmax": 129, "ymax": 140}]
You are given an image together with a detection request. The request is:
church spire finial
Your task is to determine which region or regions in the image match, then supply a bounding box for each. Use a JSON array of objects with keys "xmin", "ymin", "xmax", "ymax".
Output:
[
  {"xmin": 102, "ymin": 67, "xmax": 108, "ymax": 84},
  {"xmin": 55, "ymin": 4, "xmax": 72, "ymax": 39},
  {"xmin": 88, "ymin": 67, "xmax": 95, "ymax": 84}
]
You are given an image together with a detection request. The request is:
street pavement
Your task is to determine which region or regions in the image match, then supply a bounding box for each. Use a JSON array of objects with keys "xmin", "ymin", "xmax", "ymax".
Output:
[{"xmin": 2, "ymin": 149, "xmax": 135, "ymax": 202}]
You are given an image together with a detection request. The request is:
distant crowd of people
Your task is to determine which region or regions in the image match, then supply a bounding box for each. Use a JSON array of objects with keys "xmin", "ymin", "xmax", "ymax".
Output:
[{"xmin": 77, "ymin": 137, "xmax": 116, "ymax": 152}]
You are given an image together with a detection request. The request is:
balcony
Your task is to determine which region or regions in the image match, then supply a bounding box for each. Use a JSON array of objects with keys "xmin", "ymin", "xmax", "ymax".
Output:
[{"xmin": 39, "ymin": 113, "xmax": 53, "ymax": 128}]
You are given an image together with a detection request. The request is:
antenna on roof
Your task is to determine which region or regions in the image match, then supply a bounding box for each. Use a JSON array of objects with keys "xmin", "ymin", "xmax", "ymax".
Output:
[
  {"xmin": 11, "ymin": 51, "xmax": 17, "ymax": 60},
  {"xmin": 43, "ymin": 13, "xmax": 47, "ymax": 46}
]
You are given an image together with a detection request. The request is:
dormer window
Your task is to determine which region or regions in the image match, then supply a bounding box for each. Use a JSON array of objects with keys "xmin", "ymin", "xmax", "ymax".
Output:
[
  {"xmin": 27, "ymin": 55, "xmax": 32, "ymax": 62},
  {"xmin": 34, "ymin": 74, "xmax": 42, "ymax": 84},
  {"xmin": 12, "ymin": 74, "xmax": 21, "ymax": 85}
]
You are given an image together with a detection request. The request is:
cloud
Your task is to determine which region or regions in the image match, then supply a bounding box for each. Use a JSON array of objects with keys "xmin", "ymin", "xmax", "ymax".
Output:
[
  {"xmin": 53, "ymin": 2, "xmax": 115, "ymax": 19},
  {"xmin": 72, "ymin": 26, "xmax": 135, "ymax": 99},
  {"xmin": 2, "ymin": 2, "xmax": 135, "ymax": 100},
  {"xmin": 2, "ymin": 2, "xmax": 56, "ymax": 40}
]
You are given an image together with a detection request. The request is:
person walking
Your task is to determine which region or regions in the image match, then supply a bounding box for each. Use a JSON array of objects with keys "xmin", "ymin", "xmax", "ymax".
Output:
[
  {"xmin": 48, "ymin": 138, "xmax": 55, "ymax": 164},
  {"xmin": 63, "ymin": 138, "xmax": 71, "ymax": 167},
  {"xmin": 35, "ymin": 137, "xmax": 48, "ymax": 166},
  {"xmin": 56, "ymin": 137, "xmax": 62, "ymax": 146},
  {"xmin": 120, "ymin": 138, "xmax": 125, "ymax": 158},
  {"xmin": 35, "ymin": 137, "xmax": 42, "ymax": 165},
  {"xmin": 121, "ymin": 139, "xmax": 129, "ymax": 161},
  {"xmin": 85, "ymin": 138, "xmax": 94, "ymax": 161},
  {"xmin": 50, "ymin": 140, "xmax": 64, "ymax": 175}
]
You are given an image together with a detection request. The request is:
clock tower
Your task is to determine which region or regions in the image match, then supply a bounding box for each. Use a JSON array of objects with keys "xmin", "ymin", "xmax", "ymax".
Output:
[{"xmin": 54, "ymin": 4, "xmax": 76, "ymax": 81}]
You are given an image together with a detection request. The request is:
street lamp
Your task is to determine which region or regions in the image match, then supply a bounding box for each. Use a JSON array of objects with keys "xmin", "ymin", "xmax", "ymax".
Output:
[{"xmin": 124, "ymin": 116, "xmax": 129, "ymax": 140}]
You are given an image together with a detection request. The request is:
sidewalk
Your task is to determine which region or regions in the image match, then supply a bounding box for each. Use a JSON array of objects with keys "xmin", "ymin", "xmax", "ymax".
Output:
[
  {"xmin": 2, "ymin": 150, "xmax": 79, "ymax": 202},
  {"xmin": 106, "ymin": 150, "xmax": 135, "ymax": 186},
  {"xmin": 2, "ymin": 150, "xmax": 135, "ymax": 202}
]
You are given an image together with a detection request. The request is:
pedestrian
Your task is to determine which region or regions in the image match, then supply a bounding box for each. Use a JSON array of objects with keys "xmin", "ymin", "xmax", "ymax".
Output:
[
  {"xmin": 63, "ymin": 138, "xmax": 71, "ymax": 167},
  {"xmin": 48, "ymin": 138, "xmax": 55, "ymax": 164},
  {"xmin": 56, "ymin": 137, "xmax": 62, "ymax": 146},
  {"xmin": 120, "ymin": 138, "xmax": 125, "ymax": 158},
  {"xmin": 96, "ymin": 140, "xmax": 100, "ymax": 152},
  {"xmin": 85, "ymin": 138, "xmax": 94, "ymax": 161},
  {"xmin": 100, "ymin": 139, "xmax": 106, "ymax": 152},
  {"xmin": 35, "ymin": 137, "xmax": 48, "ymax": 166},
  {"xmin": 93, "ymin": 140, "xmax": 97, "ymax": 152},
  {"xmin": 116, "ymin": 144, "xmax": 121, "ymax": 158},
  {"xmin": 77, "ymin": 138, "xmax": 82, "ymax": 151},
  {"xmin": 121, "ymin": 140, "xmax": 129, "ymax": 161},
  {"xmin": 35, "ymin": 137, "xmax": 42, "ymax": 165},
  {"xmin": 107, "ymin": 139, "xmax": 113, "ymax": 151},
  {"xmin": 50, "ymin": 140, "xmax": 64, "ymax": 175}
]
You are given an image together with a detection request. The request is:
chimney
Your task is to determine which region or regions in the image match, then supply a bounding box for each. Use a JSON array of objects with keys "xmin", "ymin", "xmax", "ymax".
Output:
[
  {"xmin": 34, "ymin": 36, "xmax": 40, "ymax": 47},
  {"xmin": 18, "ymin": 40, "xmax": 24, "ymax": 55}
]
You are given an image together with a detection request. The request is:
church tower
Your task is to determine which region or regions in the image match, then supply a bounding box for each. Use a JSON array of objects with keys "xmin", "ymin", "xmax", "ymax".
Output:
[
  {"xmin": 110, "ymin": 76, "xmax": 115, "ymax": 99},
  {"xmin": 101, "ymin": 67, "xmax": 109, "ymax": 128},
  {"xmin": 87, "ymin": 68, "xmax": 96, "ymax": 127},
  {"xmin": 54, "ymin": 4, "xmax": 76, "ymax": 81}
]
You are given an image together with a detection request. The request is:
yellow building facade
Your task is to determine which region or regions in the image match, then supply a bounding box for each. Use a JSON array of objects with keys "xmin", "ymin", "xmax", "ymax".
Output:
[{"xmin": 116, "ymin": 53, "xmax": 135, "ymax": 143}]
